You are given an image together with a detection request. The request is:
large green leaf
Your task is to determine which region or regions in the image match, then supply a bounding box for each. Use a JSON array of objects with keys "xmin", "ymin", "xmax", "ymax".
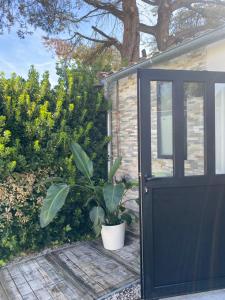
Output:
[
  {"xmin": 71, "ymin": 142, "xmax": 93, "ymax": 179},
  {"xmin": 108, "ymin": 157, "xmax": 122, "ymax": 182},
  {"xmin": 89, "ymin": 206, "xmax": 105, "ymax": 236},
  {"xmin": 40, "ymin": 183, "xmax": 70, "ymax": 228},
  {"xmin": 89, "ymin": 206, "xmax": 105, "ymax": 226},
  {"xmin": 103, "ymin": 183, "xmax": 125, "ymax": 213}
]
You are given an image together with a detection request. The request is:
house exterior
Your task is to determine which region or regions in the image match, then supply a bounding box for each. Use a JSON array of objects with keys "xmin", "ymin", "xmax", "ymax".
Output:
[{"xmin": 104, "ymin": 26, "xmax": 225, "ymax": 210}]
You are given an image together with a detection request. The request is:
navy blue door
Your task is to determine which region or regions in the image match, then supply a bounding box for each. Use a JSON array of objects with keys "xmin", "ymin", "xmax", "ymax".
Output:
[{"xmin": 138, "ymin": 69, "xmax": 225, "ymax": 299}]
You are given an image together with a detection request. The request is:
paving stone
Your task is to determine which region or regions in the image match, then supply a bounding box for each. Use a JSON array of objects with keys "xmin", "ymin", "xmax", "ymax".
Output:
[{"xmin": 0, "ymin": 226, "xmax": 140, "ymax": 300}]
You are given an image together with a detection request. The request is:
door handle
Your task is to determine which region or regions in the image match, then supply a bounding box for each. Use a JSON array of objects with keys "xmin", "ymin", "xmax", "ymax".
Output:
[
  {"xmin": 143, "ymin": 175, "xmax": 159, "ymax": 194},
  {"xmin": 144, "ymin": 174, "xmax": 160, "ymax": 182}
]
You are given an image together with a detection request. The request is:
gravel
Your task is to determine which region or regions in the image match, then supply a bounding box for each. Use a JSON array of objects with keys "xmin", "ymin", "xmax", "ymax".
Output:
[{"xmin": 104, "ymin": 283, "xmax": 141, "ymax": 300}]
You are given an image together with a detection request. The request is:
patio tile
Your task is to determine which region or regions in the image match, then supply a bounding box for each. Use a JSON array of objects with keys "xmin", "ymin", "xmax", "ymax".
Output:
[{"xmin": 0, "ymin": 226, "xmax": 140, "ymax": 300}]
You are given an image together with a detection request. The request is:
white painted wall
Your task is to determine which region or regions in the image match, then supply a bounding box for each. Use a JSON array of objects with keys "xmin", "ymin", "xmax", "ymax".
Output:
[{"xmin": 206, "ymin": 39, "xmax": 225, "ymax": 71}]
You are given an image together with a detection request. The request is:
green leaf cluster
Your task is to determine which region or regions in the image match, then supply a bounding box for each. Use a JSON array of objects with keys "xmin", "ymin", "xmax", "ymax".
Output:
[
  {"xmin": 0, "ymin": 65, "xmax": 108, "ymax": 180},
  {"xmin": 0, "ymin": 64, "xmax": 108, "ymax": 264}
]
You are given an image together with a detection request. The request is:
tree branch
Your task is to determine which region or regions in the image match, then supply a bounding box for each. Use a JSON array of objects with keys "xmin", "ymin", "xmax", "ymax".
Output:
[
  {"xmin": 75, "ymin": 8, "xmax": 99, "ymax": 22},
  {"xmin": 92, "ymin": 25, "xmax": 122, "ymax": 51},
  {"xmin": 84, "ymin": 0, "xmax": 124, "ymax": 20},
  {"xmin": 74, "ymin": 31, "xmax": 106, "ymax": 43},
  {"xmin": 139, "ymin": 23, "xmax": 157, "ymax": 36},
  {"xmin": 141, "ymin": 0, "xmax": 159, "ymax": 5},
  {"xmin": 92, "ymin": 26, "xmax": 113, "ymax": 39}
]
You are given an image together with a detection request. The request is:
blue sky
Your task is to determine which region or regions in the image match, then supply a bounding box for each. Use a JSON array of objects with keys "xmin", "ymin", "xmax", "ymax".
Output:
[{"xmin": 0, "ymin": 29, "xmax": 58, "ymax": 86}]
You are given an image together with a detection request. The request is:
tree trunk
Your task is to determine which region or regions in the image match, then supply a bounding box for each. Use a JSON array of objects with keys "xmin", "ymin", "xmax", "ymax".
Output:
[
  {"xmin": 120, "ymin": 0, "xmax": 140, "ymax": 64},
  {"xmin": 155, "ymin": 0, "xmax": 172, "ymax": 51}
]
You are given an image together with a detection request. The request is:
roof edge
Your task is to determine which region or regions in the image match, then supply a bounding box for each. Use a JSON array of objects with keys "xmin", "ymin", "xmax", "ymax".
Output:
[{"xmin": 105, "ymin": 25, "xmax": 225, "ymax": 84}]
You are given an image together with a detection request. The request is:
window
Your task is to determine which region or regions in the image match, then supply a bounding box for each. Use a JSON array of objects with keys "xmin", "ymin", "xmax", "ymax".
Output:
[
  {"xmin": 184, "ymin": 82, "xmax": 204, "ymax": 175},
  {"xmin": 157, "ymin": 81, "xmax": 173, "ymax": 158},
  {"xmin": 157, "ymin": 82, "xmax": 203, "ymax": 163},
  {"xmin": 215, "ymin": 83, "xmax": 225, "ymax": 174}
]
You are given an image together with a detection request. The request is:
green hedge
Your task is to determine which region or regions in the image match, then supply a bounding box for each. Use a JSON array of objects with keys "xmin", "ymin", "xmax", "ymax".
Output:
[{"xmin": 0, "ymin": 65, "xmax": 108, "ymax": 265}]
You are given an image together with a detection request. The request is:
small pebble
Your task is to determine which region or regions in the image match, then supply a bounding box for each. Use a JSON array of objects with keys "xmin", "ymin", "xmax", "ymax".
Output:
[{"xmin": 104, "ymin": 283, "xmax": 141, "ymax": 300}]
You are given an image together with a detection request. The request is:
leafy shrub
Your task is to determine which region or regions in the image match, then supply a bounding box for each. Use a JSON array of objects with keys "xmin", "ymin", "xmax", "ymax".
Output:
[{"xmin": 0, "ymin": 64, "xmax": 108, "ymax": 265}]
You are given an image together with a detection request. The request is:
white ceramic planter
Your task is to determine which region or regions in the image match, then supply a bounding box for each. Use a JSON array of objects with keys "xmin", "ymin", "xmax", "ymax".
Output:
[{"xmin": 101, "ymin": 222, "xmax": 125, "ymax": 250}]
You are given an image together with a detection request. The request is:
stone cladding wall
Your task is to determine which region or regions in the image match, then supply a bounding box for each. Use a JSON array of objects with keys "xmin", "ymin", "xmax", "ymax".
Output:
[{"xmin": 107, "ymin": 48, "xmax": 207, "ymax": 210}]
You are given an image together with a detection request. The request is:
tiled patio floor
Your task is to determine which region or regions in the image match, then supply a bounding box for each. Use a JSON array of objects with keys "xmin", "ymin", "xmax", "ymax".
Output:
[
  {"xmin": 0, "ymin": 227, "xmax": 140, "ymax": 300},
  {"xmin": 3, "ymin": 224, "xmax": 225, "ymax": 300}
]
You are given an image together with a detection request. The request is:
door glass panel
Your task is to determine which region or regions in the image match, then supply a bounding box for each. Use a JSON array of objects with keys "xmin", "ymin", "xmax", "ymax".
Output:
[
  {"xmin": 151, "ymin": 81, "xmax": 173, "ymax": 177},
  {"xmin": 215, "ymin": 83, "xmax": 225, "ymax": 174},
  {"xmin": 184, "ymin": 82, "xmax": 205, "ymax": 176}
]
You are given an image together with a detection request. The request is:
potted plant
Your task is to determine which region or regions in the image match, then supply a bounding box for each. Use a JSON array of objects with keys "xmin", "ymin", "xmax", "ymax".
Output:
[{"xmin": 39, "ymin": 142, "xmax": 138, "ymax": 250}]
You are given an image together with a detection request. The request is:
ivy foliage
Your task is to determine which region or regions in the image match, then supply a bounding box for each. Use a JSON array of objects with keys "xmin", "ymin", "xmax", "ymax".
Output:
[{"xmin": 0, "ymin": 64, "xmax": 108, "ymax": 265}]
